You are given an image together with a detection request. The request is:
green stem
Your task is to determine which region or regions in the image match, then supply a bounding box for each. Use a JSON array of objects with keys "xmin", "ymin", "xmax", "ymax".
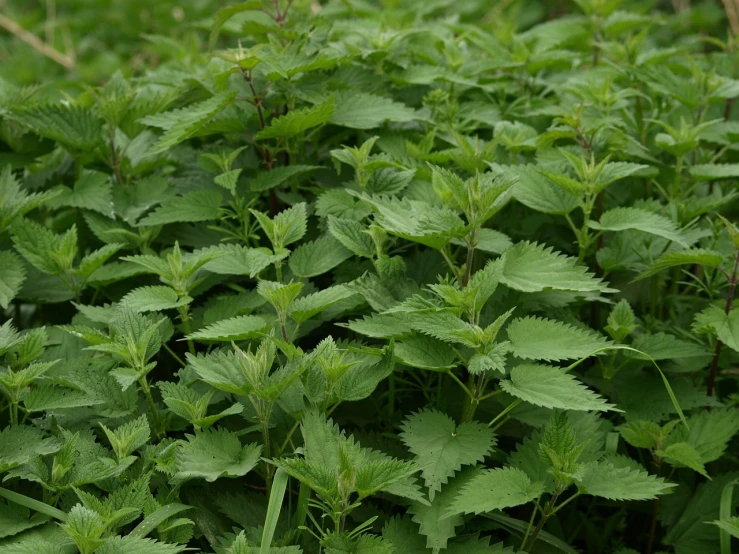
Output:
[
  {"xmin": 673, "ymin": 155, "xmax": 683, "ymax": 199},
  {"xmin": 261, "ymin": 415, "xmax": 274, "ymax": 494},
  {"xmin": 440, "ymin": 247, "xmax": 461, "ymax": 280},
  {"xmin": 278, "ymin": 419, "xmax": 301, "ymax": 456},
  {"xmin": 520, "ymin": 496, "xmax": 542, "ymax": 550},
  {"xmin": 178, "ymin": 306, "xmax": 196, "ymax": 355},
  {"xmin": 163, "ymin": 342, "xmax": 185, "ymax": 367},
  {"xmin": 460, "ymin": 371, "xmax": 486, "ymax": 423},
  {"xmin": 448, "ymin": 370, "xmax": 475, "ymax": 400},
  {"xmin": 138, "ymin": 376, "xmax": 161, "ymax": 435},
  {"xmin": 461, "ymin": 230, "xmax": 477, "ymax": 289},
  {"xmin": 9, "ymin": 401, "xmax": 18, "ymax": 426},
  {"xmin": 524, "ymin": 485, "xmax": 563, "ymax": 551},
  {"xmin": 488, "ymin": 399, "xmax": 521, "ymax": 428}
]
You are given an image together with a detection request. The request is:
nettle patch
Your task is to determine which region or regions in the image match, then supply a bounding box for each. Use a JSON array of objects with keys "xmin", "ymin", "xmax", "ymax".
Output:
[{"xmin": 0, "ymin": 1, "xmax": 738, "ymax": 553}]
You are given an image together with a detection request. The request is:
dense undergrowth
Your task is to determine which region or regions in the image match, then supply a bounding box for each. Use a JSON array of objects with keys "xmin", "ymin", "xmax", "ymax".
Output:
[{"xmin": 0, "ymin": 0, "xmax": 738, "ymax": 553}]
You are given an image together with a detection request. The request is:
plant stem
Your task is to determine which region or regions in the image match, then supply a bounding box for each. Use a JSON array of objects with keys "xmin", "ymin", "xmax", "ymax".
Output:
[
  {"xmin": 163, "ymin": 342, "xmax": 185, "ymax": 367},
  {"xmin": 460, "ymin": 372, "xmax": 486, "ymax": 423},
  {"xmin": 440, "ymin": 247, "xmax": 461, "ymax": 280},
  {"xmin": 448, "ymin": 370, "xmax": 475, "ymax": 400},
  {"xmin": 9, "ymin": 401, "xmax": 17, "ymax": 426},
  {"xmin": 524, "ymin": 485, "xmax": 563, "ymax": 551},
  {"xmin": 460, "ymin": 230, "xmax": 477, "ymax": 288},
  {"xmin": 519, "ymin": 497, "xmax": 541, "ymax": 549},
  {"xmin": 261, "ymin": 414, "xmax": 274, "ymax": 494},
  {"xmin": 488, "ymin": 399, "xmax": 521, "ymax": 428},
  {"xmin": 178, "ymin": 306, "xmax": 196, "ymax": 355},
  {"xmin": 139, "ymin": 376, "xmax": 161, "ymax": 435},
  {"xmin": 707, "ymin": 250, "xmax": 739, "ymax": 396},
  {"xmin": 0, "ymin": 12, "xmax": 74, "ymax": 69}
]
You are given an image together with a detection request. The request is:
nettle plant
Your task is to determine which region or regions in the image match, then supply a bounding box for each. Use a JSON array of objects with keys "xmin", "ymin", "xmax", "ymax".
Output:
[{"xmin": 0, "ymin": 0, "xmax": 739, "ymax": 553}]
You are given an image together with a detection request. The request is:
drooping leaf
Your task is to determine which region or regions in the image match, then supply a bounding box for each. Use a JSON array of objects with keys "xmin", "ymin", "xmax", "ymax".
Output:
[
  {"xmin": 507, "ymin": 316, "xmax": 611, "ymax": 361},
  {"xmin": 501, "ymin": 364, "xmax": 616, "ymax": 412},
  {"xmin": 186, "ymin": 315, "xmax": 271, "ymax": 342},
  {"xmin": 576, "ymin": 461, "xmax": 676, "ymax": 500},
  {"xmin": 588, "ymin": 207, "xmax": 690, "ymax": 247},
  {"xmin": 445, "ymin": 467, "xmax": 546, "ymax": 516},
  {"xmin": 501, "ymin": 242, "xmax": 615, "ymax": 293},
  {"xmin": 256, "ymin": 97, "xmax": 335, "ymax": 140},
  {"xmin": 140, "ymin": 92, "xmax": 237, "ymax": 155}
]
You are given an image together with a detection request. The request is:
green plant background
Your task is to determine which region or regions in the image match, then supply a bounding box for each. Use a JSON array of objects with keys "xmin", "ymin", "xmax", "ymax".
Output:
[{"xmin": 0, "ymin": 1, "xmax": 738, "ymax": 554}]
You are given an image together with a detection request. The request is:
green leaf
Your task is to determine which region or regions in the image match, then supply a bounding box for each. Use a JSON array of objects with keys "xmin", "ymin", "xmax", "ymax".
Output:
[
  {"xmin": 288, "ymin": 285, "xmax": 356, "ymax": 324},
  {"xmin": 121, "ymin": 286, "xmax": 191, "ymax": 312},
  {"xmin": 451, "ymin": 228, "xmax": 512, "ymax": 255},
  {"xmin": 0, "ymin": 165, "xmax": 59, "ymax": 232},
  {"xmin": 576, "ymin": 460, "xmax": 676, "ymax": 500},
  {"xmin": 258, "ymin": 281, "xmax": 303, "ymax": 315},
  {"xmin": 690, "ymin": 163, "xmax": 739, "ymax": 180},
  {"xmin": 705, "ymin": 308, "xmax": 739, "ymax": 353},
  {"xmin": 635, "ymin": 248, "xmax": 725, "ymax": 280},
  {"xmin": 605, "ymin": 299, "xmax": 636, "ymax": 342},
  {"xmin": 596, "ymin": 162, "xmax": 650, "ymax": 189},
  {"xmin": 629, "ymin": 332, "xmax": 711, "ymax": 361},
  {"xmin": 250, "ymin": 165, "xmax": 320, "ymax": 192},
  {"xmin": 501, "ymin": 364, "xmax": 616, "ymax": 412},
  {"xmin": 49, "ymin": 171, "xmax": 114, "ymax": 219},
  {"xmin": 400, "ymin": 409, "xmax": 495, "ymax": 501},
  {"xmin": 95, "ymin": 536, "xmax": 187, "ymax": 554},
  {"xmin": 0, "ymin": 499, "xmax": 48, "ymax": 539},
  {"xmin": 100, "ymin": 415, "xmax": 150, "ymax": 461},
  {"xmin": 9, "ymin": 103, "xmax": 103, "ymax": 151},
  {"xmin": 664, "ymin": 409, "xmax": 739, "ymax": 465},
  {"xmin": 408, "ymin": 469, "xmax": 479, "ymax": 553},
  {"xmin": 260, "ymin": 468, "xmax": 289, "ymax": 554},
  {"xmin": 186, "ymin": 315, "xmax": 270, "ymax": 342},
  {"xmin": 656, "ymin": 442, "xmax": 708, "ymax": 477},
  {"xmin": 250, "ymin": 203, "xmax": 307, "ymax": 250},
  {"xmin": 209, "ymin": 1, "xmax": 263, "ymax": 50},
  {"xmin": 589, "ymin": 207, "xmax": 690, "ymax": 247},
  {"xmin": 289, "ymin": 235, "xmax": 353, "ymax": 278},
  {"xmin": 712, "ymin": 517, "xmax": 739, "ymax": 539},
  {"xmin": 199, "ymin": 244, "xmax": 287, "ymax": 277},
  {"xmin": 327, "ymin": 216, "xmax": 375, "ymax": 258},
  {"xmin": 330, "ymin": 91, "xmax": 417, "ymax": 129},
  {"xmin": 445, "ymin": 467, "xmax": 546, "ymax": 516},
  {"xmin": 508, "ymin": 316, "xmax": 611, "ymax": 361},
  {"xmin": 407, "ymin": 310, "xmax": 481, "ymax": 348},
  {"xmin": 187, "ymin": 350, "xmax": 251, "ymax": 395},
  {"xmin": 493, "ymin": 164, "xmax": 578, "ymax": 215},
  {"xmin": 394, "ymin": 335, "xmax": 457, "ymax": 371},
  {"xmin": 0, "ymin": 488, "xmax": 67, "ymax": 522},
  {"xmin": 173, "ymin": 428, "xmax": 261, "ymax": 483},
  {"xmin": 140, "ymin": 92, "xmax": 237, "ymax": 155},
  {"xmin": 129, "ymin": 504, "xmax": 191, "ymax": 539},
  {"xmin": 23, "ymin": 386, "xmax": 103, "ymax": 413},
  {"xmin": 12, "ymin": 218, "xmax": 68, "ymax": 275},
  {"xmin": 0, "ymin": 250, "xmax": 25, "ymax": 309},
  {"xmin": 137, "ymin": 190, "xmax": 222, "ymax": 226},
  {"xmin": 501, "ymin": 241, "xmax": 616, "ymax": 293},
  {"xmin": 256, "ymin": 97, "xmax": 335, "ymax": 140}
]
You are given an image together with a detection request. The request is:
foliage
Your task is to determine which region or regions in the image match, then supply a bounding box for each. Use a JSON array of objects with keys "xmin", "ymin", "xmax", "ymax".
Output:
[{"xmin": 0, "ymin": 1, "xmax": 738, "ymax": 554}]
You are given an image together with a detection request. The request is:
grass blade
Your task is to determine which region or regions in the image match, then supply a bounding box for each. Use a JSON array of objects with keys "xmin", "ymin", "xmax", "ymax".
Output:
[
  {"xmin": 261, "ymin": 467, "xmax": 289, "ymax": 554},
  {"xmin": 0, "ymin": 487, "xmax": 68, "ymax": 522},
  {"xmin": 129, "ymin": 503, "xmax": 191, "ymax": 539}
]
